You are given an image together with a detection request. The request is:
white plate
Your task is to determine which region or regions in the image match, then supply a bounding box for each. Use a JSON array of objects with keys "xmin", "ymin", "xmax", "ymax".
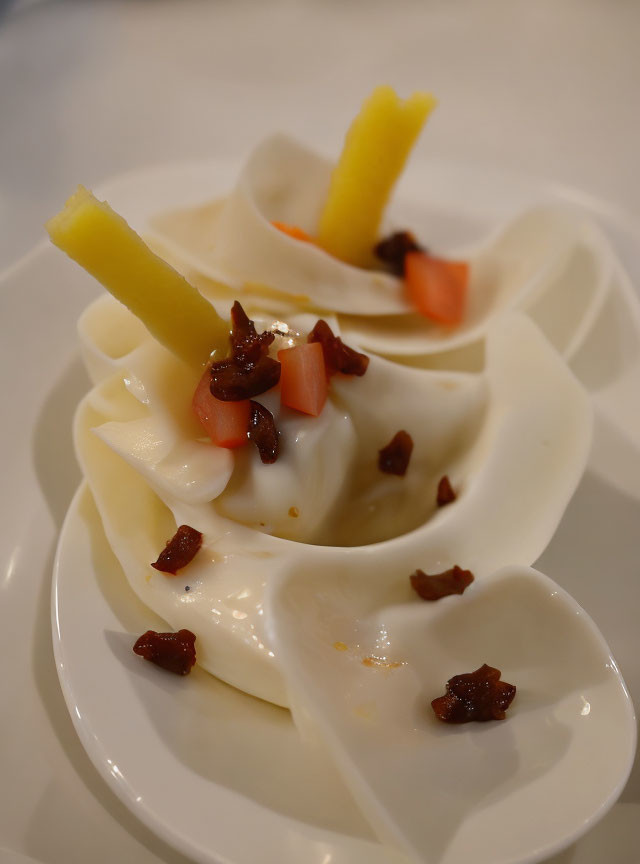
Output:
[{"xmin": 3, "ymin": 156, "xmax": 639, "ymax": 863}]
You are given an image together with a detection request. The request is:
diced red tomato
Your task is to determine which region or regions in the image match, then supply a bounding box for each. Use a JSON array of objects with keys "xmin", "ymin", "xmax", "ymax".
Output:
[
  {"xmin": 271, "ymin": 221, "xmax": 314, "ymax": 244},
  {"xmin": 192, "ymin": 367, "xmax": 251, "ymax": 448},
  {"xmin": 405, "ymin": 251, "xmax": 469, "ymax": 326},
  {"xmin": 278, "ymin": 342, "xmax": 328, "ymax": 416}
]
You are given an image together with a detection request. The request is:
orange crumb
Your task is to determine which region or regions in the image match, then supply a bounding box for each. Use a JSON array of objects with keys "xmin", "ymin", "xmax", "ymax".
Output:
[
  {"xmin": 333, "ymin": 641, "xmax": 349, "ymax": 652},
  {"xmin": 271, "ymin": 221, "xmax": 314, "ymax": 243},
  {"xmin": 288, "ymin": 506, "xmax": 300, "ymax": 518}
]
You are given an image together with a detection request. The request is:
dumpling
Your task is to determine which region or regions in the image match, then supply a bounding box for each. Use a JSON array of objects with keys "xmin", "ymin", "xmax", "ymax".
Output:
[
  {"xmin": 75, "ymin": 297, "xmax": 591, "ymax": 707},
  {"xmin": 149, "ymin": 135, "xmax": 614, "ymax": 362}
]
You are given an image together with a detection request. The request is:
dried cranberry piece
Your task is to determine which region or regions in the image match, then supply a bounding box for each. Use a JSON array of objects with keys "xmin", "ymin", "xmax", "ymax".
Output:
[
  {"xmin": 210, "ymin": 354, "xmax": 281, "ymax": 401},
  {"xmin": 378, "ymin": 430, "xmax": 413, "ymax": 476},
  {"xmin": 248, "ymin": 400, "xmax": 279, "ymax": 464},
  {"xmin": 151, "ymin": 525, "xmax": 202, "ymax": 575},
  {"xmin": 436, "ymin": 475, "xmax": 457, "ymax": 507},
  {"xmin": 133, "ymin": 629, "xmax": 196, "ymax": 675},
  {"xmin": 210, "ymin": 302, "xmax": 280, "ymax": 401},
  {"xmin": 229, "ymin": 300, "xmax": 275, "ymax": 365},
  {"xmin": 410, "ymin": 565, "xmax": 474, "ymax": 601},
  {"xmin": 374, "ymin": 231, "xmax": 424, "ymax": 276},
  {"xmin": 431, "ymin": 664, "xmax": 516, "ymax": 723},
  {"xmin": 308, "ymin": 320, "xmax": 369, "ymax": 377}
]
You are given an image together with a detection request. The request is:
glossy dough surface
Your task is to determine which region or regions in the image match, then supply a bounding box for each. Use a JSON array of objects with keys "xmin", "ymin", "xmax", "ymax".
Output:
[
  {"xmin": 74, "ymin": 135, "xmax": 610, "ymax": 707},
  {"xmin": 76, "ymin": 297, "xmax": 591, "ymax": 706}
]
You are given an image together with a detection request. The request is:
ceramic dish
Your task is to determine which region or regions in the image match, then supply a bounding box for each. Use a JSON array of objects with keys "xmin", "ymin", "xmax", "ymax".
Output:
[{"xmin": 28, "ymin": 156, "xmax": 640, "ymax": 862}]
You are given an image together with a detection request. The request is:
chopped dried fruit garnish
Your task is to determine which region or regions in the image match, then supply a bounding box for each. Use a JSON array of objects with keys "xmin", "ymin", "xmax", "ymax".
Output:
[
  {"xmin": 436, "ymin": 475, "xmax": 457, "ymax": 507},
  {"xmin": 378, "ymin": 430, "xmax": 413, "ymax": 475},
  {"xmin": 210, "ymin": 355, "xmax": 281, "ymax": 401},
  {"xmin": 405, "ymin": 252, "xmax": 468, "ymax": 325},
  {"xmin": 374, "ymin": 230, "xmax": 424, "ymax": 276},
  {"xmin": 210, "ymin": 301, "xmax": 281, "ymax": 401},
  {"xmin": 151, "ymin": 525, "xmax": 203, "ymax": 575},
  {"xmin": 192, "ymin": 365, "xmax": 251, "ymax": 448},
  {"xmin": 133, "ymin": 629, "xmax": 197, "ymax": 676},
  {"xmin": 279, "ymin": 342, "xmax": 328, "ymax": 416},
  {"xmin": 248, "ymin": 400, "xmax": 279, "ymax": 464},
  {"xmin": 229, "ymin": 301, "xmax": 275, "ymax": 364},
  {"xmin": 410, "ymin": 565, "xmax": 473, "ymax": 601},
  {"xmin": 307, "ymin": 319, "xmax": 369, "ymax": 377},
  {"xmin": 431, "ymin": 664, "xmax": 516, "ymax": 723}
]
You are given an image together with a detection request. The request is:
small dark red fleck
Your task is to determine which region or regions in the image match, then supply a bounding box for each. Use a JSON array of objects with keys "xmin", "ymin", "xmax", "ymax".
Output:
[
  {"xmin": 210, "ymin": 302, "xmax": 280, "ymax": 401},
  {"xmin": 308, "ymin": 319, "xmax": 369, "ymax": 377},
  {"xmin": 151, "ymin": 525, "xmax": 203, "ymax": 575},
  {"xmin": 210, "ymin": 354, "xmax": 281, "ymax": 401},
  {"xmin": 378, "ymin": 430, "xmax": 413, "ymax": 476},
  {"xmin": 248, "ymin": 400, "xmax": 279, "ymax": 464},
  {"xmin": 436, "ymin": 475, "xmax": 457, "ymax": 507},
  {"xmin": 229, "ymin": 300, "xmax": 275, "ymax": 364},
  {"xmin": 374, "ymin": 231, "xmax": 424, "ymax": 276},
  {"xmin": 431, "ymin": 664, "xmax": 516, "ymax": 723},
  {"xmin": 410, "ymin": 565, "xmax": 473, "ymax": 601},
  {"xmin": 133, "ymin": 629, "xmax": 197, "ymax": 676}
]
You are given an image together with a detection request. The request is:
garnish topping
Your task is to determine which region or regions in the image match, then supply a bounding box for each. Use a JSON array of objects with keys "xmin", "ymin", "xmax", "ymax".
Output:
[
  {"xmin": 405, "ymin": 252, "xmax": 468, "ymax": 326},
  {"xmin": 378, "ymin": 430, "xmax": 413, "ymax": 475},
  {"xmin": 133, "ymin": 629, "xmax": 197, "ymax": 676},
  {"xmin": 151, "ymin": 525, "xmax": 203, "ymax": 575},
  {"xmin": 374, "ymin": 230, "xmax": 424, "ymax": 276},
  {"xmin": 248, "ymin": 400, "xmax": 279, "ymax": 464},
  {"xmin": 229, "ymin": 301, "xmax": 275, "ymax": 363},
  {"xmin": 410, "ymin": 565, "xmax": 473, "ymax": 601},
  {"xmin": 45, "ymin": 186, "xmax": 228, "ymax": 367},
  {"xmin": 210, "ymin": 301, "xmax": 281, "ymax": 401},
  {"xmin": 279, "ymin": 342, "xmax": 328, "ymax": 416},
  {"xmin": 308, "ymin": 319, "xmax": 369, "ymax": 377},
  {"xmin": 436, "ymin": 475, "xmax": 457, "ymax": 507},
  {"xmin": 431, "ymin": 664, "xmax": 516, "ymax": 723},
  {"xmin": 192, "ymin": 365, "xmax": 251, "ymax": 448},
  {"xmin": 317, "ymin": 85, "xmax": 436, "ymax": 266}
]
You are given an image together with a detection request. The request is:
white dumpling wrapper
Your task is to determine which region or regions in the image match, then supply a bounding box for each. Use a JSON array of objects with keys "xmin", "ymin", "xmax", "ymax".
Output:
[
  {"xmin": 75, "ymin": 309, "xmax": 591, "ymax": 707},
  {"xmin": 149, "ymin": 135, "xmax": 614, "ymax": 360}
]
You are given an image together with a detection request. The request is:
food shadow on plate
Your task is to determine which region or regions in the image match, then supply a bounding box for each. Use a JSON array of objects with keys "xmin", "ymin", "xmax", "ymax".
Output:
[
  {"xmin": 536, "ymin": 463, "xmax": 640, "ymax": 809},
  {"xmin": 31, "ymin": 356, "xmax": 88, "ymax": 530},
  {"xmin": 83, "ymin": 491, "xmax": 376, "ymax": 841}
]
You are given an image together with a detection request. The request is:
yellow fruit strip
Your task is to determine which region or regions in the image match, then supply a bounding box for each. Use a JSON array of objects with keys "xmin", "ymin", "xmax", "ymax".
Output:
[
  {"xmin": 46, "ymin": 186, "xmax": 229, "ymax": 367},
  {"xmin": 317, "ymin": 86, "xmax": 437, "ymax": 268}
]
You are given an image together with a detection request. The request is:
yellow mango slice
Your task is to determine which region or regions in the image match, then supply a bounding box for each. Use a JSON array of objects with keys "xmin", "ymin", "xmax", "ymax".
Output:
[
  {"xmin": 46, "ymin": 186, "xmax": 229, "ymax": 367},
  {"xmin": 317, "ymin": 85, "xmax": 437, "ymax": 267}
]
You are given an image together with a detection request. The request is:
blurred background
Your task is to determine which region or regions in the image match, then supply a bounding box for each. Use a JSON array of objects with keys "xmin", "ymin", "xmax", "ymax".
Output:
[{"xmin": 1, "ymin": 0, "xmax": 639, "ymax": 271}]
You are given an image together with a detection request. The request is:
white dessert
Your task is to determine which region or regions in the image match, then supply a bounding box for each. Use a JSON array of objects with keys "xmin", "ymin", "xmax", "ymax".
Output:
[
  {"xmin": 48, "ymin": 98, "xmax": 636, "ymax": 864},
  {"xmin": 76, "ymin": 275, "xmax": 591, "ymax": 705}
]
